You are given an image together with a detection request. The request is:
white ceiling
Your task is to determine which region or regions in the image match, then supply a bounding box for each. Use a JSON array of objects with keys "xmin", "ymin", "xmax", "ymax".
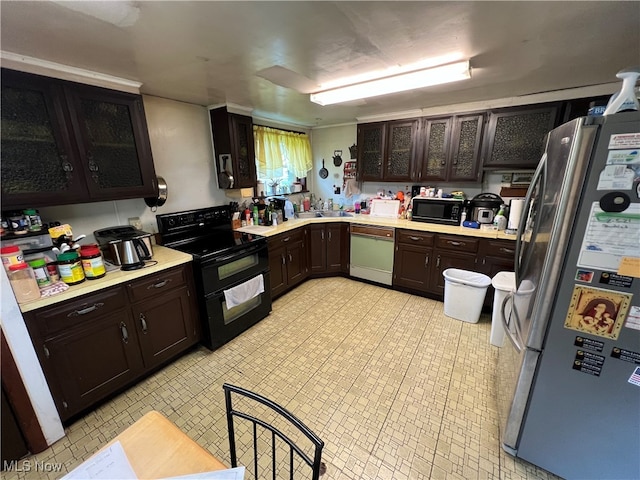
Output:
[{"xmin": 1, "ymin": 1, "xmax": 639, "ymax": 127}]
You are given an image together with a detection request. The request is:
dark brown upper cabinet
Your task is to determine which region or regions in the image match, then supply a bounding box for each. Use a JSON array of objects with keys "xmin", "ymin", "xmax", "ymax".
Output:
[
  {"xmin": 1, "ymin": 69, "xmax": 157, "ymax": 210},
  {"xmin": 482, "ymin": 103, "xmax": 560, "ymax": 170},
  {"xmin": 209, "ymin": 106, "xmax": 257, "ymax": 189},
  {"xmin": 356, "ymin": 119, "xmax": 419, "ymax": 182},
  {"xmin": 416, "ymin": 113, "xmax": 484, "ymax": 183}
]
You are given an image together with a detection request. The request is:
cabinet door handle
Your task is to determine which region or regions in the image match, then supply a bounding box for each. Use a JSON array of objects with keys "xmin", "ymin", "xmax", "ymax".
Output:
[
  {"xmin": 139, "ymin": 313, "xmax": 148, "ymax": 334},
  {"xmin": 288, "ymin": 253, "xmax": 293, "ymax": 262},
  {"xmin": 147, "ymin": 279, "xmax": 171, "ymax": 289},
  {"xmin": 120, "ymin": 322, "xmax": 129, "ymax": 344},
  {"xmin": 328, "ymin": 230, "xmax": 332, "ymax": 241},
  {"xmin": 61, "ymin": 157, "xmax": 73, "ymax": 172},
  {"xmin": 436, "ymin": 256, "xmax": 441, "ymax": 268},
  {"xmin": 281, "ymin": 254, "xmax": 286, "ymax": 265},
  {"xmin": 424, "ymin": 255, "xmax": 429, "ymax": 268},
  {"xmin": 409, "ymin": 236, "xmax": 422, "ymax": 241},
  {"xmin": 447, "ymin": 240, "xmax": 463, "ymax": 247},
  {"xmin": 67, "ymin": 302, "xmax": 104, "ymax": 317},
  {"xmin": 283, "ymin": 236, "xmax": 290, "ymax": 242},
  {"xmin": 441, "ymin": 159, "xmax": 446, "ymax": 166},
  {"xmin": 321, "ymin": 230, "xmax": 324, "ymax": 240},
  {"xmin": 500, "ymin": 248, "xmax": 515, "ymax": 254}
]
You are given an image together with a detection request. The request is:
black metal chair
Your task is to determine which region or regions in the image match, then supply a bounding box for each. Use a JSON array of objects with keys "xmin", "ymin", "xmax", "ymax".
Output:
[{"xmin": 223, "ymin": 383, "xmax": 325, "ymax": 480}]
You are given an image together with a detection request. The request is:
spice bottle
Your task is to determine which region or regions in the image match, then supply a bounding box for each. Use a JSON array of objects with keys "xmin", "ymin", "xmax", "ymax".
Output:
[
  {"xmin": 8, "ymin": 263, "xmax": 41, "ymax": 302},
  {"xmin": 28, "ymin": 258, "xmax": 52, "ymax": 288},
  {"xmin": 80, "ymin": 244, "xmax": 106, "ymax": 280},
  {"xmin": 57, "ymin": 252, "xmax": 86, "ymax": 285},
  {"xmin": 23, "ymin": 209, "xmax": 43, "ymax": 232}
]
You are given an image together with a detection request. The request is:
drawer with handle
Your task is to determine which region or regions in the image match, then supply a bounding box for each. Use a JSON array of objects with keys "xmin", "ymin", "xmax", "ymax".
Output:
[
  {"xmin": 396, "ymin": 229, "xmax": 434, "ymax": 246},
  {"xmin": 483, "ymin": 239, "xmax": 516, "ymax": 259},
  {"xmin": 435, "ymin": 234, "xmax": 479, "ymax": 253},
  {"xmin": 126, "ymin": 266, "xmax": 187, "ymax": 303},
  {"xmin": 29, "ymin": 286, "xmax": 127, "ymax": 338},
  {"xmin": 267, "ymin": 229, "xmax": 304, "ymax": 250}
]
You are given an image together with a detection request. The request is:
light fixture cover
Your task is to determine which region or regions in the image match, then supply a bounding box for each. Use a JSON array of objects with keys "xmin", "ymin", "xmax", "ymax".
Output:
[{"xmin": 310, "ymin": 60, "xmax": 471, "ymax": 106}]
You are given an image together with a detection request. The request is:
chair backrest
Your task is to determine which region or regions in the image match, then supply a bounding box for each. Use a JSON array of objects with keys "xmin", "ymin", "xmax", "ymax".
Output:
[{"xmin": 223, "ymin": 383, "xmax": 325, "ymax": 480}]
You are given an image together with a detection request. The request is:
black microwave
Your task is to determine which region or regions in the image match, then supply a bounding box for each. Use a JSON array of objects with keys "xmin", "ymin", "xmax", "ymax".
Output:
[{"xmin": 412, "ymin": 197, "xmax": 463, "ymax": 225}]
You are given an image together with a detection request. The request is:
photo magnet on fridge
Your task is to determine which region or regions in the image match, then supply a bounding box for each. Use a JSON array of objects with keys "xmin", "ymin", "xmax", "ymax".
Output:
[{"xmin": 564, "ymin": 285, "xmax": 632, "ymax": 340}]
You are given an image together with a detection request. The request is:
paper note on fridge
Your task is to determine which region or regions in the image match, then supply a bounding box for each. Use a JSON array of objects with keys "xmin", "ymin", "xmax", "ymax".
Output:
[
  {"xmin": 597, "ymin": 165, "xmax": 635, "ymax": 190},
  {"xmin": 618, "ymin": 257, "xmax": 640, "ymax": 278},
  {"xmin": 577, "ymin": 203, "xmax": 640, "ymax": 271}
]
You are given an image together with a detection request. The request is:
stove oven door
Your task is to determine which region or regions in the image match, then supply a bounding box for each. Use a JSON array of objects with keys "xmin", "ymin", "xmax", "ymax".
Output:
[
  {"xmin": 202, "ymin": 272, "xmax": 272, "ymax": 350},
  {"xmin": 200, "ymin": 241, "xmax": 269, "ymax": 292}
]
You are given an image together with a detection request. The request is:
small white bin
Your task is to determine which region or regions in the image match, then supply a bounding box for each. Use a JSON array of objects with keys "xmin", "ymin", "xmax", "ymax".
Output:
[
  {"xmin": 490, "ymin": 272, "xmax": 516, "ymax": 347},
  {"xmin": 442, "ymin": 268, "xmax": 491, "ymax": 323}
]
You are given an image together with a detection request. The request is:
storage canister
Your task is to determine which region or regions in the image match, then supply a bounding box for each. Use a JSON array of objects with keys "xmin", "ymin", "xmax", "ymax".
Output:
[
  {"xmin": 1, "ymin": 245, "xmax": 24, "ymax": 271},
  {"xmin": 57, "ymin": 252, "xmax": 85, "ymax": 285},
  {"xmin": 80, "ymin": 244, "xmax": 106, "ymax": 280},
  {"xmin": 28, "ymin": 257, "xmax": 51, "ymax": 288},
  {"xmin": 8, "ymin": 263, "xmax": 41, "ymax": 302}
]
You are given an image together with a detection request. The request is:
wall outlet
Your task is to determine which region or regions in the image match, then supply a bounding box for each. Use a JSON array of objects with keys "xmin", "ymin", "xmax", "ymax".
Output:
[{"xmin": 128, "ymin": 217, "xmax": 142, "ymax": 230}]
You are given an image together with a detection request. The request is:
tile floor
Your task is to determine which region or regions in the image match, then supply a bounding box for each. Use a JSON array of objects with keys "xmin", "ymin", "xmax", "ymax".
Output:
[{"xmin": 5, "ymin": 277, "xmax": 562, "ymax": 479}]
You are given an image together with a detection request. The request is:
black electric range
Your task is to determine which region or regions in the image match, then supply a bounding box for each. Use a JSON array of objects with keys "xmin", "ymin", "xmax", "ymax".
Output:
[{"xmin": 157, "ymin": 206, "xmax": 272, "ymax": 350}]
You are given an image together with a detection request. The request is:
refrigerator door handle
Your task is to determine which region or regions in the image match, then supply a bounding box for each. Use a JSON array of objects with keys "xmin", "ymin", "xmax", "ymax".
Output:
[
  {"xmin": 515, "ymin": 152, "xmax": 547, "ymax": 288},
  {"xmin": 501, "ymin": 293, "xmax": 524, "ymax": 353}
]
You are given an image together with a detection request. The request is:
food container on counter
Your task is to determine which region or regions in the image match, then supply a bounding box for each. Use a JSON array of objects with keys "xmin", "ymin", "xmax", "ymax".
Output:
[
  {"xmin": 1, "ymin": 245, "xmax": 24, "ymax": 271},
  {"xmin": 8, "ymin": 263, "xmax": 41, "ymax": 302},
  {"xmin": 28, "ymin": 257, "xmax": 52, "ymax": 288},
  {"xmin": 80, "ymin": 244, "xmax": 106, "ymax": 280},
  {"xmin": 57, "ymin": 252, "xmax": 85, "ymax": 285}
]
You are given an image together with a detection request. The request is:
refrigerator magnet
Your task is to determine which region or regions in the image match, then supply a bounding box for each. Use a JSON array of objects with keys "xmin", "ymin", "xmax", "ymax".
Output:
[
  {"xmin": 564, "ymin": 285, "xmax": 632, "ymax": 340},
  {"xmin": 627, "ymin": 366, "xmax": 640, "ymax": 387}
]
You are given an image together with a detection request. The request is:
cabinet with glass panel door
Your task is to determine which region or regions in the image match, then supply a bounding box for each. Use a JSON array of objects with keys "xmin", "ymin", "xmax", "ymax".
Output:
[
  {"xmin": 356, "ymin": 119, "xmax": 419, "ymax": 182},
  {"xmin": 1, "ymin": 69, "xmax": 157, "ymax": 209},
  {"xmin": 415, "ymin": 113, "xmax": 484, "ymax": 183}
]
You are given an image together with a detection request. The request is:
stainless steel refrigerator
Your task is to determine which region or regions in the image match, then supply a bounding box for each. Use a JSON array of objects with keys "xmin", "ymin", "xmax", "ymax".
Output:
[{"xmin": 497, "ymin": 111, "xmax": 640, "ymax": 480}]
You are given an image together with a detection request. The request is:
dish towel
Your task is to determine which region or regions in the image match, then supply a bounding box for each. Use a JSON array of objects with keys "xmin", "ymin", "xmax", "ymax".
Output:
[
  {"xmin": 343, "ymin": 178, "xmax": 361, "ymax": 198},
  {"xmin": 224, "ymin": 274, "xmax": 265, "ymax": 309}
]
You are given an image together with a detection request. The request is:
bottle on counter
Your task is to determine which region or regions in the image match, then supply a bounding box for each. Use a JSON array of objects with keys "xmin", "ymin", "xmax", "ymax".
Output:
[
  {"xmin": 8, "ymin": 262, "xmax": 41, "ymax": 302},
  {"xmin": 460, "ymin": 209, "xmax": 467, "ymax": 226},
  {"xmin": 493, "ymin": 204, "xmax": 508, "ymax": 231},
  {"xmin": 23, "ymin": 209, "xmax": 43, "ymax": 232}
]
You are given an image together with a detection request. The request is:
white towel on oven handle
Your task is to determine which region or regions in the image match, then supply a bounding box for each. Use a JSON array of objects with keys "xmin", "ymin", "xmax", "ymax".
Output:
[{"xmin": 223, "ymin": 274, "xmax": 265, "ymax": 309}]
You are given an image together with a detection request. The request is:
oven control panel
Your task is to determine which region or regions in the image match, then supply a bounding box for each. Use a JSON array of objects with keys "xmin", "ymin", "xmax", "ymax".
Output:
[{"xmin": 157, "ymin": 206, "xmax": 231, "ymax": 234}]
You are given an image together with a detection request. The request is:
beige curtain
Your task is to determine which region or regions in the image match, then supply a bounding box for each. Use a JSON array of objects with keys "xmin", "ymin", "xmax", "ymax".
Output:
[{"xmin": 254, "ymin": 125, "xmax": 312, "ymax": 178}]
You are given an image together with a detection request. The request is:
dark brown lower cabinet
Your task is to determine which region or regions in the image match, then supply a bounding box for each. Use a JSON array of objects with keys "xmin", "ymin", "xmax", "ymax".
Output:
[
  {"xmin": 267, "ymin": 229, "xmax": 308, "ymax": 298},
  {"xmin": 2, "ymin": 388, "xmax": 29, "ymax": 465},
  {"xmin": 309, "ymin": 223, "xmax": 349, "ymax": 275},
  {"xmin": 393, "ymin": 230, "xmax": 434, "ymax": 293},
  {"xmin": 430, "ymin": 235, "xmax": 480, "ymax": 297},
  {"xmin": 23, "ymin": 264, "xmax": 199, "ymax": 422}
]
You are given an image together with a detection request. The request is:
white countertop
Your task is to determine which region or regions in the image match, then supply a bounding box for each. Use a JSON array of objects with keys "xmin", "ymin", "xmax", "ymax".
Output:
[
  {"xmin": 236, "ymin": 214, "xmax": 517, "ymax": 240},
  {"xmin": 18, "ymin": 246, "xmax": 193, "ymax": 313}
]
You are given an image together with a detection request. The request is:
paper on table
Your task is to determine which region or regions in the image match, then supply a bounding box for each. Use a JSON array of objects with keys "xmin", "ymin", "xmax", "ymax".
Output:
[
  {"xmin": 61, "ymin": 441, "xmax": 137, "ymax": 480},
  {"xmin": 160, "ymin": 466, "xmax": 245, "ymax": 480}
]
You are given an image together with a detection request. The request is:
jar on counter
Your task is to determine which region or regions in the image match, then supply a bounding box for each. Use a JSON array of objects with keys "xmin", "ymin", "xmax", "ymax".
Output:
[
  {"xmin": 8, "ymin": 263, "xmax": 41, "ymax": 302},
  {"xmin": 46, "ymin": 262, "xmax": 60, "ymax": 283},
  {"xmin": 80, "ymin": 244, "xmax": 106, "ymax": 280},
  {"xmin": 23, "ymin": 209, "xmax": 43, "ymax": 232},
  {"xmin": 8, "ymin": 212, "xmax": 28, "ymax": 234},
  {"xmin": 28, "ymin": 257, "xmax": 52, "ymax": 288},
  {"xmin": 1, "ymin": 245, "xmax": 24, "ymax": 271},
  {"xmin": 57, "ymin": 252, "xmax": 85, "ymax": 285}
]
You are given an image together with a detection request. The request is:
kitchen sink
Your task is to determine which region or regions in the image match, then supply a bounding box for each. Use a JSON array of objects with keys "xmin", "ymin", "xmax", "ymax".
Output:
[
  {"xmin": 295, "ymin": 211, "xmax": 322, "ymax": 219},
  {"xmin": 319, "ymin": 210, "xmax": 352, "ymax": 217}
]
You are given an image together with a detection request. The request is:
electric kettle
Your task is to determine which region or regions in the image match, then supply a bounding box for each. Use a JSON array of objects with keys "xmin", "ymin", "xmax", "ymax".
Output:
[{"xmin": 110, "ymin": 235, "xmax": 151, "ymax": 270}]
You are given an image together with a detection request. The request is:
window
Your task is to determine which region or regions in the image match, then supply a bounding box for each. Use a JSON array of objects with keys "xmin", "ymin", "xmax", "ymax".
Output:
[{"xmin": 254, "ymin": 125, "xmax": 312, "ymax": 195}]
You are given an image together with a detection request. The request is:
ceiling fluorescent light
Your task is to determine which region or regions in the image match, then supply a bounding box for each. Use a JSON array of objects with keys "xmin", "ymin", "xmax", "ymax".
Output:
[{"xmin": 310, "ymin": 60, "xmax": 471, "ymax": 106}]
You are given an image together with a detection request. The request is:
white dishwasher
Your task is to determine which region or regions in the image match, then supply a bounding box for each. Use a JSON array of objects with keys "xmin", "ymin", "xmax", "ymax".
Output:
[{"xmin": 349, "ymin": 225, "xmax": 395, "ymax": 286}]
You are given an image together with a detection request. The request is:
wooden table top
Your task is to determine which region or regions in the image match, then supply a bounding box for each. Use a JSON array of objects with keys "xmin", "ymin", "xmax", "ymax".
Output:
[{"xmin": 99, "ymin": 410, "xmax": 227, "ymax": 479}]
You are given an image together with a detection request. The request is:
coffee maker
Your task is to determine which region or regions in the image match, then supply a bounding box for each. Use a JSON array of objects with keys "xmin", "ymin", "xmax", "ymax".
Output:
[{"xmin": 269, "ymin": 197, "xmax": 288, "ymax": 222}]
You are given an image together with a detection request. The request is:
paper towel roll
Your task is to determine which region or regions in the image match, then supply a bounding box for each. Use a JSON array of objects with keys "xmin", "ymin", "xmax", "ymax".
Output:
[{"xmin": 508, "ymin": 198, "xmax": 526, "ymax": 231}]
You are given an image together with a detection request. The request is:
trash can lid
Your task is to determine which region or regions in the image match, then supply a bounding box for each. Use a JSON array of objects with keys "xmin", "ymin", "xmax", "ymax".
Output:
[
  {"xmin": 492, "ymin": 271, "xmax": 516, "ymax": 291},
  {"xmin": 442, "ymin": 268, "xmax": 491, "ymax": 288}
]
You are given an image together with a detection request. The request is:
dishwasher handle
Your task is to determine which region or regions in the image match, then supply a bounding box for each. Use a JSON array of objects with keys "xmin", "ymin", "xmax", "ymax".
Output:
[{"xmin": 350, "ymin": 225, "xmax": 395, "ymax": 240}]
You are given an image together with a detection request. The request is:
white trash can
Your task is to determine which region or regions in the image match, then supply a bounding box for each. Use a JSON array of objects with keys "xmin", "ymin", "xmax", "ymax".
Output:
[
  {"xmin": 490, "ymin": 272, "xmax": 516, "ymax": 347},
  {"xmin": 442, "ymin": 268, "xmax": 492, "ymax": 323}
]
